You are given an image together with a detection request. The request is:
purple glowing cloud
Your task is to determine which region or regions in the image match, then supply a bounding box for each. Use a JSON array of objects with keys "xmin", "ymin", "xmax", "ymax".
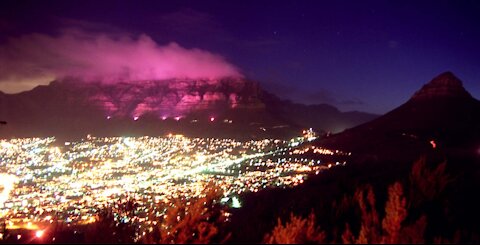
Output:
[{"xmin": 0, "ymin": 29, "xmax": 242, "ymax": 93}]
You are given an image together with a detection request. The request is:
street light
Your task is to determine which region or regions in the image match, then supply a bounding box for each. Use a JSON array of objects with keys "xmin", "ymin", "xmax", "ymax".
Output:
[{"xmin": 35, "ymin": 230, "xmax": 44, "ymax": 238}]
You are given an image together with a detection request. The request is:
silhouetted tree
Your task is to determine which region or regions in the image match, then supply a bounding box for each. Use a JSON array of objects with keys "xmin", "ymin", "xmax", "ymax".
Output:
[
  {"xmin": 143, "ymin": 183, "xmax": 230, "ymax": 244},
  {"xmin": 84, "ymin": 197, "xmax": 138, "ymax": 243},
  {"xmin": 263, "ymin": 211, "xmax": 326, "ymax": 244},
  {"xmin": 408, "ymin": 156, "xmax": 453, "ymax": 209},
  {"xmin": 354, "ymin": 185, "xmax": 381, "ymax": 244},
  {"xmin": 381, "ymin": 182, "xmax": 407, "ymax": 243}
]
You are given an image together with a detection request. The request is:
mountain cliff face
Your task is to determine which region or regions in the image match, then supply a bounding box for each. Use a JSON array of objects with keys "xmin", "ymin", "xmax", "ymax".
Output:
[
  {"xmin": 318, "ymin": 71, "xmax": 480, "ymax": 162},
  {"xmin": 0, "ymin": 78, "xmax": 376, "ymax": 139},
  {"xmin": 51, "ymin": 78, "xmax": 265, "ymax": 118},
  {"xmin": 411, "ymin": 72, "xmax": 472, "ymax": 100}
]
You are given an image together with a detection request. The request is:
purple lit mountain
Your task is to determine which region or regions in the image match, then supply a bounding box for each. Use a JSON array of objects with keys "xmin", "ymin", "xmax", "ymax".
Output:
[
  {"xmin": 318, "ymin": 71, "xmax": 480, "ymax": 161},
  {"xmin": 0, "ymin": 78, "xmax": 377, "ymax": 140}
]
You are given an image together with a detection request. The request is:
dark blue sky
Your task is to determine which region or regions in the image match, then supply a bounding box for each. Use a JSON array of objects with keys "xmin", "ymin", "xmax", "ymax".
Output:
[{"xmin": 1, "ymin": 0, "xmax": 479, "ymax": 114}]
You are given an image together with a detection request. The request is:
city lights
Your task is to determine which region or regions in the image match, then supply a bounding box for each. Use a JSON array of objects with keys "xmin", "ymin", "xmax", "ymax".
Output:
[
  {"xmin": 35, "ymin": 230, "xmax": 44, "ymax": 238},
  {"xmin": 0, "ymin": 134, "xmax": 348, "ymax": 232}
]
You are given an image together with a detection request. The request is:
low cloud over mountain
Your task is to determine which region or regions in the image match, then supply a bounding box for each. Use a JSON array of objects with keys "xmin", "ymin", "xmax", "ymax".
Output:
[{"xmin": 0, "ymin": 29, "xmax": 242, "ymax": 93}]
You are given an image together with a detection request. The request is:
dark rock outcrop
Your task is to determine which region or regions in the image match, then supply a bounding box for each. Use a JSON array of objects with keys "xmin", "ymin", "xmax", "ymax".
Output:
[{"xmin": 411, "ymin": 71, "xmax": 472, "ymax": 100}]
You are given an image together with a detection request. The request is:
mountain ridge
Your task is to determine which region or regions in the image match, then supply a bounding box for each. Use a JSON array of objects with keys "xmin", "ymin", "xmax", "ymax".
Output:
[
  {"xmin": 411, "ymin": 71, "xmax": 472, "ymax": 100},
  {"xmin": 318, "ymin": 71, "xmax": 480, "ymax": 162},
  {"xmin": 0, "ymin": 78, "xmax": 377, "ymax": 140}
]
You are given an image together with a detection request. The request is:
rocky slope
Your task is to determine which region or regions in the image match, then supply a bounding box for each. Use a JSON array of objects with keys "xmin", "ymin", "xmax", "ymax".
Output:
[{"xmin": 0, "ymin": 78, "xmax": 377, "ymax": 139}]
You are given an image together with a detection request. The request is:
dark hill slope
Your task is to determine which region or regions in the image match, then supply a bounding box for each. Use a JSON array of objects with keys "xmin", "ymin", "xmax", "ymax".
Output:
[{"xmin": 318, "ymin": 71, "xmax": 480, "ymax": 162}]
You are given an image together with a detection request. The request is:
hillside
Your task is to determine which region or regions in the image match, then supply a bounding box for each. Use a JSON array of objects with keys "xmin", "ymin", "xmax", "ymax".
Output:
[{"xmin": 0, "ymin": 78, "xmax": 376, "ymax": 140}]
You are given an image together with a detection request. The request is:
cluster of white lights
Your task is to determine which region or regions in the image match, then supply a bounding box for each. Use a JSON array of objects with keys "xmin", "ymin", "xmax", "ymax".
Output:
[{"xmin": 0, "ymin": 133, "xmax": 346, "ymax": 232}]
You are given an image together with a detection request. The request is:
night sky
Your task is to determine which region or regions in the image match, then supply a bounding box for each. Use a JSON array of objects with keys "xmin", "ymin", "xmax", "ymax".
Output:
[{"xmin": 1, "ymin": 0, "xmax": 480, "ymax": 114}]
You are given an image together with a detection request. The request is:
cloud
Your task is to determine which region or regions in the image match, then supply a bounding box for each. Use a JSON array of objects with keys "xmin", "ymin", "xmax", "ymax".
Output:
[{"xmin": 0, "ymin": 29, "xmax": 242, "ymax": 93}]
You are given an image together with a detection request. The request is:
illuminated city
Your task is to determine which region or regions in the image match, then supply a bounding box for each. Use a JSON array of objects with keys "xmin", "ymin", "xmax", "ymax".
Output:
[
  {"xmin": 2, "ymin": 1, "xmax": 479, "ymax": 243},
  {"xmin": 0, "ymin": 131, "xmax": 349, "ymax": 234}
]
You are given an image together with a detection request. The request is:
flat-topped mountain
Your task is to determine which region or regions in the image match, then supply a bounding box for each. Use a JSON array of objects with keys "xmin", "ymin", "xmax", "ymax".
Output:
[
  {"xmin": 40, "ymin": 78, "xmax": 265, "ymax": 118},
  {"xmin": 0, "ymin": 78, "xmax": 376, "ymax": 140}
]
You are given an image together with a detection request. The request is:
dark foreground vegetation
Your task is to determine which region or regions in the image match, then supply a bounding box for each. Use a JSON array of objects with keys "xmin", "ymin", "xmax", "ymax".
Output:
[{"xmin": 229, "ymin": 150, "xmax": 480, "ymax": 244}]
